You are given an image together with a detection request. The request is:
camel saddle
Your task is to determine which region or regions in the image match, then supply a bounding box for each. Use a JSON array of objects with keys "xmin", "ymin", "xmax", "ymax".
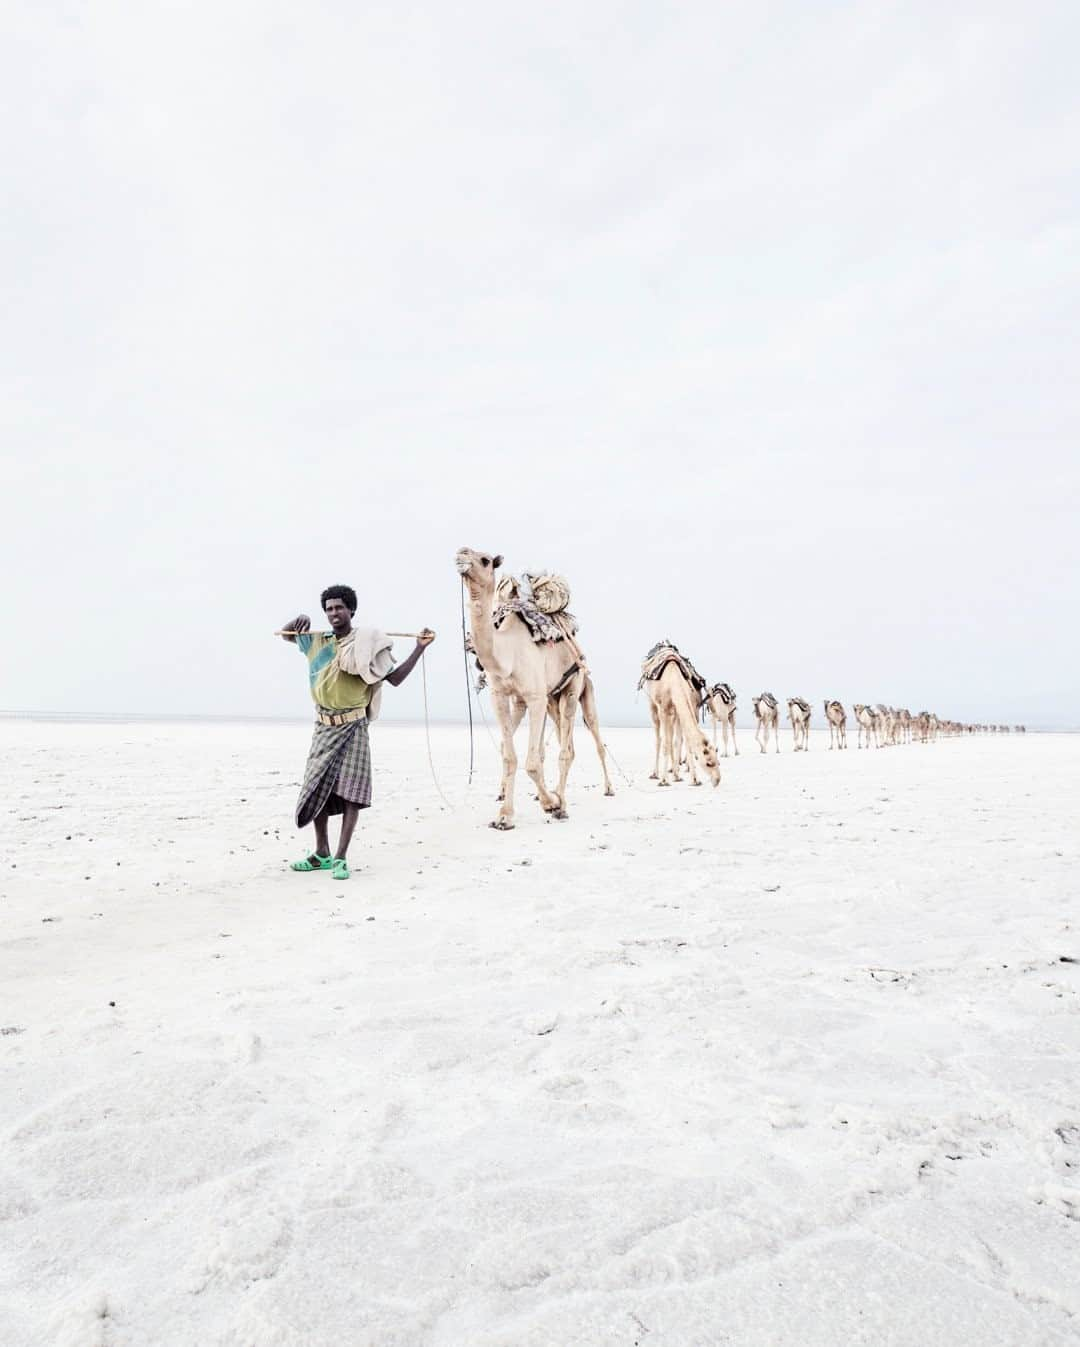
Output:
[
  {"xmin": 637, "ymin": 641, "xmax": 707, "ymax": 700},
  {"xmin": 493, "ymin": 600, "xmax": 579, "ymax": 645}
]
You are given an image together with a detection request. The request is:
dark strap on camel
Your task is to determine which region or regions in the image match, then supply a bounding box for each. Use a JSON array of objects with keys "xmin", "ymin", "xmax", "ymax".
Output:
[{"xmin": 549, "ymin": 661, "xmax": 581, "ymax": 700}]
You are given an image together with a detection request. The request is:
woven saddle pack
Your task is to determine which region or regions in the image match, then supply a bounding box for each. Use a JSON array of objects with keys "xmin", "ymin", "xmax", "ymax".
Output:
[{"xmin": 637, "ymin": 641, "xmax": 707, "ymax": 698}]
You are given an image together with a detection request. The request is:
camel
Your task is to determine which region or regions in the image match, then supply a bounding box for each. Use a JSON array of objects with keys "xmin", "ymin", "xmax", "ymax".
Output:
[
  {"xmin": 456, "ymin": 546, "xmax": 606, "ymax": 829},
  {"xmin": 824, "ymin": 699, "xmax": 847, "ymax": 749},
  {"xmin": 640, "ymin": 643, "xmax": 720, "ymax": 788},
  {"xmin": 472, "ymin": 574, "xmax": 613, "ymax": 799},
  {"xmin": 753, "ymin": 692, "xmax": 781, "ymax": 753},
  {"xmin": 645, "ymin": 667, "xmax": 721, "ymax": 788},
  {"xmin": 876, "ymin": 704, "xmax": 898, "ymax": 746},
  {"xmin": 704, "ymin": 682, "xmax": 739, "ymax": 758},
  {"xmin": 853, "ymin": 703, "xmax": 878, "ymax": 749},
  {"xmin": 788, "ymin": 697, "xmax": 811, "ymax": 751}
]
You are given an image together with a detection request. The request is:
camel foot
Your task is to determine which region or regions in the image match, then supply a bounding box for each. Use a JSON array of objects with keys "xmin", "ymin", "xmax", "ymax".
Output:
[
  {"xmin": 490, "ymin": 818, "xmax": 515, "ymax": 831},
  {"xmin": 734, "ymin": 749, "xmax": 740, "ymax": 756},
  {"xmin": 690, "ymin": 780, "xmax": 702, "ymax": 787},
  {"xmin": 551, "ymin": 808, "xmax": 569, "ymax": 820},
  {"xmin": 657, "ymin": 779, "xmax": 670, "ymax": 787},
  {"xmin": 604, "ymin": 787, "xmax": 615, "ymax": 797}
]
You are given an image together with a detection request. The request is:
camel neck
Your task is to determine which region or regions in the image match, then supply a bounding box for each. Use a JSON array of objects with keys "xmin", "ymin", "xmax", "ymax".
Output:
[{"xmin": 466, "ymin": 589, "xmax": 508, "ymax": 679}]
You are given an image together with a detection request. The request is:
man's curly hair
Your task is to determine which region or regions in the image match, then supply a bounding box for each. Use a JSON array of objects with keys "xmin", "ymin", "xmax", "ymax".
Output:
[{"xmin": 321, "ymin": 584, "xmax": 357, "ymax": 615}]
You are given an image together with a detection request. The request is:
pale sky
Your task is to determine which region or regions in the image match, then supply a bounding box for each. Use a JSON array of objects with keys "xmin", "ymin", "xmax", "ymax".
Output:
[{"xmin": 3, "ymin": 2, "xmax": 1078, "ymax": 728}]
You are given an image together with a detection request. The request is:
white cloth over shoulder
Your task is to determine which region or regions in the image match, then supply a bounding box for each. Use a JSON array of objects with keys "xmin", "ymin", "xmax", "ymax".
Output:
[{"xmin": 333, "ymin": 627, "xmax": 395, "ymax": 723}]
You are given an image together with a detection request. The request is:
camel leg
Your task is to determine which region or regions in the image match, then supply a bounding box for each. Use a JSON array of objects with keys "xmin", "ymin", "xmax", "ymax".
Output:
[
  {"xmin": 490, "ymin": 690, "xmax": 519, "ymax": 829},
  {"xmin": 523, "ymin": 698, "xmax": 560, "ymax": 816},
  {"xmin": 755, "ymin": 717, "xmax": 764, "ymax": 754},
  {"xmin": 649, "ymin": 701, "xmax": 662, "ymax": 780},
  {"xmin": 671, "ymin": 720, "xmax": 683, "ymax": 782},
  {"xmin": 730, "ymin": 716, "xmax": 739, "ymax": 756},
  {"xmin": 658, "ymin": 705, "xmax": 676, "ymax": 786},
  {"xmin": 497, "ymin": 697, "xmax": 527, "ymax": 802},
  {"xmin": 550, "ymin": 686, "xmax": 579, "ymax": 819},
  {"xmin": 580, "ymin": 678, "xmax": 614, "ymax": 796},
  {"xmin": 774, "ymin": 717, "xmax": 780, "ymax": 753}
]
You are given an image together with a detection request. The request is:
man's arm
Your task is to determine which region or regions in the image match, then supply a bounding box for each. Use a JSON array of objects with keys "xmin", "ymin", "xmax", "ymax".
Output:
[
  {"xmin": 280, "ymin": 614, "xmax": 312, "ymax": 644},
  {"xmin": 384, "ymin": 629, "xmax": 436, "ymax": 686}
]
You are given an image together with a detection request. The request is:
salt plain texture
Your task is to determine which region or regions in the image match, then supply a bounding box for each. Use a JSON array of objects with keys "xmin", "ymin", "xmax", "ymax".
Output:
[{"xmin": 1, "ymin": 719, "xmax": 1078, "ymax": 1347}]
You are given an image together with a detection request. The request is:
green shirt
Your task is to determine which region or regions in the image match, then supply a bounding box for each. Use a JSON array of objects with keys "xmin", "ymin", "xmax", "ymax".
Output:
[{"xmin": 295, "ymin": 633, "xmax": 373, "ymax": 712}]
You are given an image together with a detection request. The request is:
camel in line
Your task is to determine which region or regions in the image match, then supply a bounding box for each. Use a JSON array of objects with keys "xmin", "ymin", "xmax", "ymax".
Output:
[
  {"xmin": 642, "ymin": 650, "xmax": 721, "ymax": 788},
  {"xmin": 753, "ymin": 693, "xmax": 781, "ymax": 753},
  {"xmin": 457, "ymin": 546, "xmax": 608, "ymax": 829},
  {"xmin": 824, "ymin": 700, "xmax": 847, "ymax": 749},
  {"xmin": 853, "ymin": 704, "xmax": 878, "ymax": 749},
  {"xmin": 704, "ymin": 683, "xmax": 739, "ymax": 757},
  {"xmin": 487, "ymin": 573, "xmax": 613, "ymax": 797},
  {"xmin": 876, "ymin": 704, "xmax": 898, "ymax": 746},
  {"xmin": 788, "ymin": 697, "xmax": 811, "ymax": 751}
]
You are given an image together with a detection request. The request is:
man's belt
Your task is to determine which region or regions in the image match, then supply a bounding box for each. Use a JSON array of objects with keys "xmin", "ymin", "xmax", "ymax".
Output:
[{"xmin": 316, "ymin": 706, "xmax": 367, "ymax": 727}]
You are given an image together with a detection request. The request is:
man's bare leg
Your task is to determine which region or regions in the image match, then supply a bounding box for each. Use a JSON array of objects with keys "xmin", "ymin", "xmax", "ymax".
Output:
[
  {"xmin": 313, "ymin": 808, "xmax": 332, "ymax": 859},
  {"xmin": 335, "ymin": 802, "xmax": 360, "ymax": 860}
]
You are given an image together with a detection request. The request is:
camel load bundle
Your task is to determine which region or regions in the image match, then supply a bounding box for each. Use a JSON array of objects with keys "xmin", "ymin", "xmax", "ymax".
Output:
[
  {"xmin": 524, "ymin": 572, "xmax": 571, "ymax": 615},
  {"xmin": 493, "ymin": 571, "xmax": 578, "ymax": 645}
]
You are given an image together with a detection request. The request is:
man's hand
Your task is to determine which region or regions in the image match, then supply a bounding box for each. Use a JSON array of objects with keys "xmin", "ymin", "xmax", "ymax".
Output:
[
  {"xmin": 282, "ymin": 614, "xmax": 311, "ymax": 641},
  {"xmin": 387, "ymin": 629, "xmax": 434, "ymax": 686}
]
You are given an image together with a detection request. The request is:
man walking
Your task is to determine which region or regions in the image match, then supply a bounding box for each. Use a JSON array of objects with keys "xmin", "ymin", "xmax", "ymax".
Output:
[{"xmin": 281, "ymin": 585, "xmax": 435, "ymax": 880}]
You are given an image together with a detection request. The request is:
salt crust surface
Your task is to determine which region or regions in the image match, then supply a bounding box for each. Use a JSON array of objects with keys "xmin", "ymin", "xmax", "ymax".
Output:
[{"xmin": 1, "ymin": 721, "xmax": 1077, "ymax": 1346}]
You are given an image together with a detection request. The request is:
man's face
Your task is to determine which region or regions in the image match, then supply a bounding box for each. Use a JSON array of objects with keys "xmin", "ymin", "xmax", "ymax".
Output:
[{"xmin": 323, "ymin": 597, "xmax": 353, "ymax": 634}]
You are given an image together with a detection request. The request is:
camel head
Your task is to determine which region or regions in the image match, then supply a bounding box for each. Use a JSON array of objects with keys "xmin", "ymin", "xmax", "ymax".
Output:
[{"xmin": 455, "ymin": 547, "xmax": 503, "ymax": 592}]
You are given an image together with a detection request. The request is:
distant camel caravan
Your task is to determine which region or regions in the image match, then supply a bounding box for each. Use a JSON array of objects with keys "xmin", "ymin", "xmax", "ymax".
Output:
[
  {"xmin": 452, "ymin": 558, "xmax": 1002, "ymax": 826},
  {"xmin": 787, "ymin": 697, "xmax": 811, "ymax": 751},
  {"xmin": 753, "ymin": 692, "xmax": 781, "ymax": 753},
  {"xmin": 638, "ymin": 642, "xmax": 721, "ymax": 787},
  {"xmin": 456, "ymin": 546, "xmax": 613, "ymax": 829}
]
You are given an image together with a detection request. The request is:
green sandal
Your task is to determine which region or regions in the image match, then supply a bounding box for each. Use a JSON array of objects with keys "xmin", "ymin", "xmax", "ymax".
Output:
[
  {"xmin": 331, "ymin": 858, "xmax": 350, "ymax": 881},
  {"xmin": 290, "ymin": 853, "xmax": 332, "ymax": 872}
]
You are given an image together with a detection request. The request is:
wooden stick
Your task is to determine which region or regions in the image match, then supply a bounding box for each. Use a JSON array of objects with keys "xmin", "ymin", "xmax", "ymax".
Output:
[{"xmin": 274, "ymin": 630, "xmax": 427, "ymax": 639}]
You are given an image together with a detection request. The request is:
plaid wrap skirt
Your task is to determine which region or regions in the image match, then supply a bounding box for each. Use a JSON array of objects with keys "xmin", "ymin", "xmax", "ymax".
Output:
[{"xmin": 295, "ymin": 717, "xmax": 372, "ymax": 828}]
